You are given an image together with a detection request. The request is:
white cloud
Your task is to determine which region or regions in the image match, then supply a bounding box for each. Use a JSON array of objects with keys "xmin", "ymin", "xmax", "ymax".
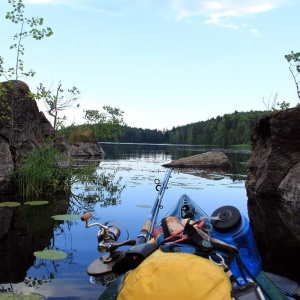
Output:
[{"xmin": 170, "ymin": 0, "xmax": 288, "ymax": 28}]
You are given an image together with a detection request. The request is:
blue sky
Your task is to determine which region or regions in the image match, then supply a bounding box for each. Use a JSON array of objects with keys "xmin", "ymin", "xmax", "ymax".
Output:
[{"xmin": 1, "ymin": 0, "xmax": 299, "ymax": 130}]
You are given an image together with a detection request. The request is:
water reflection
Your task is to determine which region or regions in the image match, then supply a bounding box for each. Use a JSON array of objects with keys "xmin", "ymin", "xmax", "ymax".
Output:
[
  {"xmin": 247, "ymin": 187, "xmax": 300, "ymax": 283},
  {"xmin": 71, "ymin": 169, "xmax": 126, "ymax": 210},
  {"xmin": 0, "ymin": 196, "xmax": 69, "ymax": 284},
  {"xmin": 0, "ymin": 143, "xmax": 250, "ymax": 299}
]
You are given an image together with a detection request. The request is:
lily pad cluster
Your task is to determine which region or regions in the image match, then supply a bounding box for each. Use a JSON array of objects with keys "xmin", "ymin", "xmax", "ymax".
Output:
[
  {"xmin": 32, "ymin": 214, "xmax": 82, "ymax": 260},
  {"xmin": 51, "ymin": 214, "xmax": 81, "ymax": 221},
  {"xmin": 0, "ymin": 292, "xmax": 45, "ymax": 299},
  {"xmin": 0, "ymin": 201, "xmax": 50, "ymax": 207},
  {"xmin": 33, "ymin": 249, "xmax": 67, "ymax": 260},
  {"xmin": 24, "ymin": 201, "xmax": 49, "ymax": 206},
  {"xmin": 0, "ymin": 202, "xmax": 21, "ymax": 207},
  {"xmin": 0, "ymin": 201, "xmax": 82, "ymax": 262},
  {"xmin": 136, "ymin": 204, "xmax": 152, "ymax": 208}
]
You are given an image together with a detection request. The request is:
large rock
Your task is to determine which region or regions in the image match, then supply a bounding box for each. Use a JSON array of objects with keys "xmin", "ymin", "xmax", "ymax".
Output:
[
  {"xmin": 163, "ymin": 151, "xmax": 230, "ymax": 169},
  {"xmin": 0, "ymin": 80, "xmax": 106, "ymax": 194},
  {"xmin": 70, "ymin": 141, "xmax": 105, "ymax": 167},
  {"xmin": 0, "ymin": 136, "xmax": 14, "ymax": 192},
  {"xmin": 70, "ymin": 141, "xmax": 105, "ymax": 157},
  {"xmin": 0, "ymin": 80, "xmax": 54, "ymax": 193},
  {"xmin": 246, "ymin": 107, "xmax": 300, "ymax": 282}
]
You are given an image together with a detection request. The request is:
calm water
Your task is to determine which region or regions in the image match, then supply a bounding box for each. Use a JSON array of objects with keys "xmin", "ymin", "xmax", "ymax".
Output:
[{"xmin": 1, "ymin": 143, "xmax": 250, "ymax": 299}]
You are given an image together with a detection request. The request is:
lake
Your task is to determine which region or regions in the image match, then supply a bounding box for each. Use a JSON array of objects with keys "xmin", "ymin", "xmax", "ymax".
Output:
[{"xmin": 0, "ymin": 143, "xmax": 251, "ymax": 299}]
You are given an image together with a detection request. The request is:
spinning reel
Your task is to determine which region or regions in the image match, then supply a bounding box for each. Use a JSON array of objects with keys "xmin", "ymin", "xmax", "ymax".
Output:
[{"xmin": 81, "ymin": 212, "xmax": 136, "ymax": 284}]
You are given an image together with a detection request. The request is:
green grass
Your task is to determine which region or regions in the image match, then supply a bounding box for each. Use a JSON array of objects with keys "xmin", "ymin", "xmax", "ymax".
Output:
[{"xmin": 16, "ymin": 146, "xmax": 69, "ymax": 198}]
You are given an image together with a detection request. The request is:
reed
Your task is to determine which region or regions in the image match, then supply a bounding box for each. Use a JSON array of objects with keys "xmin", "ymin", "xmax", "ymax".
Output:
[{"xmin": 16, "ymin": 146, "xmax": 69, "ymax": 198}]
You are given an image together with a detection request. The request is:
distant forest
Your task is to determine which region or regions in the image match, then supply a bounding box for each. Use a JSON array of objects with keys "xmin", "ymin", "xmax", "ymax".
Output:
[{"xmin": 103, "ymin": 110, "xmax": 270, "ymax": 146}]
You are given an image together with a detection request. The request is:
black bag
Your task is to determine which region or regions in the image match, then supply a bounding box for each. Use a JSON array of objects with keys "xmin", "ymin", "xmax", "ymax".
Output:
[{"xmin": 112, "ymin": 243, "xmax": 158, "ymax": 274}]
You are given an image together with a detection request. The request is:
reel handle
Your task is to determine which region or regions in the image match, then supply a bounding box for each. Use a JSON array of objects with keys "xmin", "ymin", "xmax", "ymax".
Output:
[
  {"xmin": 108, "ymin": 239, "xmax": 136, "ymax": 251},
  {"xmin": 81, "ymin": 212, "xmax": 92, "ymax": 222}
]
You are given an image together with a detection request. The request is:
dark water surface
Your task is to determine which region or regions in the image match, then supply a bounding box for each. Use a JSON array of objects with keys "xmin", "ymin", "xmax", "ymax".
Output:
[{"xmin": 0, "ymin": 143, "xmax": 250, "ymax": 299}]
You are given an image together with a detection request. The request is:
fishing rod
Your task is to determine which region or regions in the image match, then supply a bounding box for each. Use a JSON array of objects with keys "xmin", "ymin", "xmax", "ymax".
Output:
[
  {"xmin": 136, "ymin": 168, "xmax": 172, "ymax": 244},
  {"xmin": 79, "ymin": 168, "xmax": 172, "ymax": 283}
]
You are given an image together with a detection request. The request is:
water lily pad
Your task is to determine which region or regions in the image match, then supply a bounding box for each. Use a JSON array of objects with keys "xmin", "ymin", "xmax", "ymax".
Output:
[
  {"xmin": 34, "ymin": 249, "xmax": 67, "ymax": 260},
  {"xmin": 0, "ymin": 202, "xmax": 21, "ymax": 207},
  {"xmin": 0, "ymin": 292, "xmax": 44, "ymax": 299},
  {"xmin": 24, "ymin": 201, "xmax": 49, "ymax": 206},
  {"xmin": 136, "ymin": 204, "xmax": 152, "ymax": 208},
  {"xmin": 51, "ymin": 214, "xmax": 81, "ymax": 221}
]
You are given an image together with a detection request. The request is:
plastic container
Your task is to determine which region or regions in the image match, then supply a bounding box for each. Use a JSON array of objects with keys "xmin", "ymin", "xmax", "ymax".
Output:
[{"xmin": 210, "ymin": 205, "xmax": 262, "ymax": 279}]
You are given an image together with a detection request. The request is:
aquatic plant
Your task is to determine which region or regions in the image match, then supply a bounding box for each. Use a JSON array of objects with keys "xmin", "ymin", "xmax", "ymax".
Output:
[{"xmin": 15, "ymin": 146, "xmax": 71, "ymax": 198}]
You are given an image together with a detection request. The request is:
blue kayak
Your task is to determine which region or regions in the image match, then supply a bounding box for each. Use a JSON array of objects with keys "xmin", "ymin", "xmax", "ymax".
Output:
[{"xmin": 97, "ymin": 194, "xmax": 289, "ymax": 300}]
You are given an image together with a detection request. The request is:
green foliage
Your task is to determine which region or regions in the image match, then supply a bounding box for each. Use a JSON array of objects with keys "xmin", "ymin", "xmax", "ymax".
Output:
[
  {"xmin": 111, "ymin": 126, "xmax": 167, "ymax": 144},
  {"xmin": 1, "ymin": 0, "xmax": 53, "ymax": 80},
  {"xmin": 285, "ymin": 51, "xmax": 300, "ymax": 72},
  {"xmin": 57, "ymin": 106, "xmax": 126, "ymax": 144},
  {"xmin": 82, "ymin": 106, "xmax": 126, "ymax": 141},
  {"xmin": 1, "ymin": 0, "xmax": 80, "ymax": 137},
  {"xmin": 104, "ymin": 110, "xmax": 270, "ymax": 145},
  {"xmin": 0, "ymin": 0, "xmax": 53, "ymax": 143},
  {"xmin": 1, "ymin": 0, "xmax": 110, "ymax": 200},
  {"xmin": 15, "ymin": 146, "xmax": 70, "ymax": 198},
  {"xmin": 15, "ymin": 144, "xmax": 101, "ymax": 198},
  {"xmin": 169, "ymin": 111, "xmax": 269, "ymax": 146},
  {"xmin": 35, "ymin": 82, "xmax": 81, "ymax": 133},
  {"xmin": 276, "ymin": 101, "xmax": 290, "ymax": 110}
]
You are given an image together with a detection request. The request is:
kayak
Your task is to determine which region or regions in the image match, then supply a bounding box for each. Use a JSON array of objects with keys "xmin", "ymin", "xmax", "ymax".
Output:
[{"xmin": 96, "ymin": 194, "xmax": 288, "ymax": 300}]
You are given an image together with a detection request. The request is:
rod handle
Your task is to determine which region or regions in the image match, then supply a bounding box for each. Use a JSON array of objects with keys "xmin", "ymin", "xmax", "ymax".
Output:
[{"xmin": 141, "ymin": 219, "xmax": 151, "ymax": 233}]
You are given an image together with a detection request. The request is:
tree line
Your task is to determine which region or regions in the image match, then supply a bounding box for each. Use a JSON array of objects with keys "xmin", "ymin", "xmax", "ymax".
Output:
[{"xmin": 97, "ymin": 110, "xmax": 270, "ymax": 146}]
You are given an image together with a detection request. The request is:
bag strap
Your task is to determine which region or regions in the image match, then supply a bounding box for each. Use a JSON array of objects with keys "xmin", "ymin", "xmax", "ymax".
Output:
[{"xmin": 183, "ymin": 221, "xmax": 213, "ymax": 252}]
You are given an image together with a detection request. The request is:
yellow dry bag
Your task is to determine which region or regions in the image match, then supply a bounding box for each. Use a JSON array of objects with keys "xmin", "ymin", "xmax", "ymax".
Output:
[{"xmin": 117, "ymin": 249, "xmax": 231, "ymax": 300}]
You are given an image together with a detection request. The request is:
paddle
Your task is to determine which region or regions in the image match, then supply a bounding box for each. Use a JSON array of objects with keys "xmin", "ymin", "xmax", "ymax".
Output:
[{"xmin": 136, "ymin": 168, "xmax": 172, "ymax": 244}]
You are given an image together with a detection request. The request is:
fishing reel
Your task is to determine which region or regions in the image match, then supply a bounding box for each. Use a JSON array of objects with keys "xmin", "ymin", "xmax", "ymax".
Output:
[
  {"xmin": 81, "ymin": 212, "xmax": 136, "ymax": 253},
  {"xmin": 81, "ymin": 212, "xmax": 137, "ymax": 285}
]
